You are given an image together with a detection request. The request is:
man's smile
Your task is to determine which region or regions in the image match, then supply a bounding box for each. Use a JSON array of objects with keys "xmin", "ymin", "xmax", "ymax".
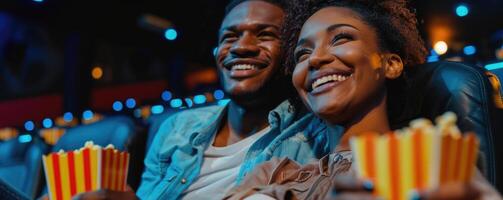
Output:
[{"xmin": 223, "ymin": 59, "xmax": 269, "ymax": 79}]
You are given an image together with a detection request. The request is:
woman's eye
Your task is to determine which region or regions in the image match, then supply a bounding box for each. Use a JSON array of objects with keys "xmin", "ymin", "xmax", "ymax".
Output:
[
  {"xmin": 294, "ymin": 49, "xmax": 311, "ymax": 63},
  {"xmin": 331, "ymin": 33, "xmax": 353, "ymax": 45}
]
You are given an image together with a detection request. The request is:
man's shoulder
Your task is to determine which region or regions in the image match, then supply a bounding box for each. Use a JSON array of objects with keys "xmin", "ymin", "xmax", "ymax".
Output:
[
  {"xmin": 156, "ymin": 104, "xmax": 225, "ymax": 136},
  {"xmin": 170, "ymin": 104, "xmax": 224, "ymax": 120}
]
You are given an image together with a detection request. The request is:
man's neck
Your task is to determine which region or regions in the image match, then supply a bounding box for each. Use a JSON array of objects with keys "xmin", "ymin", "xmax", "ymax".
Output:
[{"xmin": 213, "ymin": 101, "xmax": 274, "ymax": 147}]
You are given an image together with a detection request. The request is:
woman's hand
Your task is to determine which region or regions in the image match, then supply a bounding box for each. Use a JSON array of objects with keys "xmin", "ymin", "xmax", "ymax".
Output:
[
  {"xmin": 327, "ymin": 175, "xmax": 381, "ymax": 200},
  {"xmin": 417, "ymin": 171, "xmax": 502, "ymax": 200}
]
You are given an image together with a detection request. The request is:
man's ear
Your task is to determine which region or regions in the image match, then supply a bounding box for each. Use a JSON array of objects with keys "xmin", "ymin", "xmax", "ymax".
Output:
[
  {"xmin": 382, "ymin": 54, "xmax": 404, "ymax": 79},
  {"xmin": 213, "ymin": 46, "xmax": 219, "ymax": 58}
]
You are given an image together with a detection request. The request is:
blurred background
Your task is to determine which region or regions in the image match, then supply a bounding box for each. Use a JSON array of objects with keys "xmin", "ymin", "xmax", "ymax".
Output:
[
  {"xmin": 0, "ymin": 0, "xmax": 503, "ymax": 128},
  {"xmin": 0, "ymin": 0, "xmax": 503, "ymax": 198}
]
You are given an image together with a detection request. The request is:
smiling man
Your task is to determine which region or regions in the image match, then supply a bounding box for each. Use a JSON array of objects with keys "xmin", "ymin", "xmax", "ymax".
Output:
[
  {"xmin": 72, "ymin": 1, "xmax": 330, "ymax": 199},
  {"xmin": 133, "ymin": 0, "xmax": 332, "ymax": 199}
]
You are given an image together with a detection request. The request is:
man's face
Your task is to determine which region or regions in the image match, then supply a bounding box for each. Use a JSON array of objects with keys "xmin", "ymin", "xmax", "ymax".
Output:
[{"xmin": 215, "ymin": 1, "xmax": 285, "ymax": 101}]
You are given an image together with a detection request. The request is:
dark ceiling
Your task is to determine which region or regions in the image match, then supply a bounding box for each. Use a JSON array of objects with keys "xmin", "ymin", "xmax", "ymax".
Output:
[{"xmin": 1, "ymin": 0, "xmax": 503, "ymax": 66}]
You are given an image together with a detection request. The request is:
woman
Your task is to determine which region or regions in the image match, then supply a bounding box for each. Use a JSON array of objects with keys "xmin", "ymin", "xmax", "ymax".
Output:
[{"xmin": 225, "ymin": 0, "xmax": 501, "ymax": 199}]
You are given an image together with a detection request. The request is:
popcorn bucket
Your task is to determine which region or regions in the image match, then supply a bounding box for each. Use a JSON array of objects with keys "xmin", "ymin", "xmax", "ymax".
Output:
[
  {"xmin": 350, "ymin": 112, "xmax": 479, "ymax": 200},
  {"xmin": 42, "ymin": 142, "xmax": 130, "ymax": 200}
]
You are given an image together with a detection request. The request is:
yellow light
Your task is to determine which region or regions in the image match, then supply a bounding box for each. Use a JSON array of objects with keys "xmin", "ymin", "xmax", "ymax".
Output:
[
  {"xmin": 92, "ymin": 67, "xmax": 103, "ymax": 80},
  {"xmin": 496, "ymin": 48, "xmax": 503, "ymax": 60},
  {"xmin": 434, "ymin": 41, "xmax": 448, "ymax": 55}
]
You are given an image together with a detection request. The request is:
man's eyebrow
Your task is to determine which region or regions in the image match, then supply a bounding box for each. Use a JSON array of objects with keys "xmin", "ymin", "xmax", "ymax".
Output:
[
  {"xmin": 326, "ymin": 23, "xmax": 358, "ymax": 32},
  {"xmin": 219, "ymin": 23, "xmax": 281, "ymax": 32}
]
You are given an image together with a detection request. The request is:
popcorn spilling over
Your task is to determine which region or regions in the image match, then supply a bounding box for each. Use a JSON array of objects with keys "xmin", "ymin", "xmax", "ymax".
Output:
[
  {"xmin": 350, "ymin": 112, "xmax": 479, "ymax": 200},
  {"xmin": 42, "ymin": 141, "xmax": 130, "ymax": 200}
]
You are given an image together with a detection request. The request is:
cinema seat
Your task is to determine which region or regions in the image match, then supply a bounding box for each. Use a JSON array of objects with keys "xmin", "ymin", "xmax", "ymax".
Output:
[
  {"xmin": 51, "ymin": 116, "xmax": 136, "ymax": 152},
  {"xmin": 388, "ymin": 61, "xmax": 503, "ymax": 190},
  {"xmin": 0, "ymin": 137, "xmax": 48, "ymax": 199}
]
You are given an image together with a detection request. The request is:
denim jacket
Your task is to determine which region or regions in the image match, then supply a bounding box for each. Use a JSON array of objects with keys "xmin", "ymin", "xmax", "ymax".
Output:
[{"xmin": 136, "ymin": 100, "xmax": 334, "ymax": 200}]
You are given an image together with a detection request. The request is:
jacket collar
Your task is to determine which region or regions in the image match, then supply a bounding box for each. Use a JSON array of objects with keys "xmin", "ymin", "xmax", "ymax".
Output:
[
  {"xmin": 190, "ymin": 99, "xmax": 297, "ymax": 147},
  {"xmin": 267, "ymin": 100, "xmax": 298, "ymax": 131}
]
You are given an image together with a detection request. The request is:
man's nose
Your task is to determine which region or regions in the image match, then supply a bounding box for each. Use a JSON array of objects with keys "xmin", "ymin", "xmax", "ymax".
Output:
[
  {"xmin": 229, "ymin": 34, "xmax": 260, "ymax": 58},
  {"xmin": 308, "ymin": 49, "xmax": 334, "ymax": 70}
]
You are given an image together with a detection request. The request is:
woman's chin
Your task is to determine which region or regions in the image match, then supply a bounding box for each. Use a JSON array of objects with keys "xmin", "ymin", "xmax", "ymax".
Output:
[{"xmin": 312, "ymin": 106, "xmax": 347, "ymax": 124}]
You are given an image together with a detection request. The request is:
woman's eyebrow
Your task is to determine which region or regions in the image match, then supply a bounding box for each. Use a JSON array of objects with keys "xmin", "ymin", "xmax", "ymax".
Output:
[{"xmin": 326, "ymin": 23, "xmax": 358, "ymax": 32}]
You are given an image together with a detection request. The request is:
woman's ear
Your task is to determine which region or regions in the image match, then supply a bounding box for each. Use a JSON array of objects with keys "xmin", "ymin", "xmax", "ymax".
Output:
[{"xmin": 382, "ymin": 54, "xmax": 404, "ymax": 79}]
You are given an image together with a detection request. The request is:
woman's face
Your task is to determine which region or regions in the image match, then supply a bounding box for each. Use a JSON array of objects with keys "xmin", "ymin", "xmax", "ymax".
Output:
[{"xmin": 292, "ymin": 6, "xmax": 399, "ymax": 124}]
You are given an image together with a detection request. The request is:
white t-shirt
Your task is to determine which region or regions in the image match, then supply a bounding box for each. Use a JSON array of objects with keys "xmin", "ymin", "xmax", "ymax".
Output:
[{"xmin": 181, "ymin": 126, "xmax": 271, "ymax": 200}]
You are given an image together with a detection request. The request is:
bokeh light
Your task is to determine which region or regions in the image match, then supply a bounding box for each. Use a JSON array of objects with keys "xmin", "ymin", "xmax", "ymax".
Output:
[
  {"xmin": 92, "ymin": 66, "xmax": 103, "ymax": 80},
  {"xmin": 433, "ymin": 41, "xmax": 448, "ymax": 55}
]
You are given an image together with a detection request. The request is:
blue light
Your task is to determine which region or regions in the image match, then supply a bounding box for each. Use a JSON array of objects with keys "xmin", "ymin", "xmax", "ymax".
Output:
[
  {"xmin": 193, "ymin": 95, "xmax": 207, "ymax": 104},
  {"xmin": 151, "ymin": 105, "xmax": 165, "ymax": 114},
  {"xmin": 427, "ymin": 49, "xmax": 439, "ymax": 63},
  {"xmin": 113, "ymin": 101, "xmax": 123, "ymax": 112},
  {"xmin": 485, "ymin": 62, "xmax": 503, "ymax": 70},
  {"xmin": 63, "ymin": 112, "xmax": 73, "ymax": 122},
  {"xmin": 161, "ymin": 91, "xmax": 172, "ymax": 101},
  {"xmin": 24, "ymin": 121, "xmax": 35, "ymax": 131},
  {"xmin": 456, "ymin": 4, "xmax": 469, "ymax": 17},
  {"xmin": 164, "ymin": 29, "xmax": 178, "ymax": 40},
  {"xmin": 218, "ymin": 99, "xmax": 231, "ymax": 106},
  {"xmin": 42, "ymin": 118, "xmax": 53, "ymax": 128},
  {"xmin": 83, "ymin": 110, "xmax": 94, "ymax": 120},
  {"xmin": 185, "ymin": 98, "xmax": 194, "ymax": 108},
  {"xmin": 170, "ymin": 98, "xmax": 183, "ymax": 108},
  {"xmin": 133, "ymin": 108, "xmax": 142, "ymax": 118},
  {"xmin": 126, "ymin": 98, "xmax": 136, "ymax": 108},
  {"xmin": 214, "ymin": 90, "xmax": 225, "ymax": 100},
  {"xmin": 18, "ymin": 134, "xmax": 32, "ymax": 143},
  {"xmin": 427, "ymin": 55, "xmax": 439, "ymax": 63},
  {"xmin": 33, "ymin": 0, "xmax": 43, "ymax": 2},
  {"xmin": 463, "ymin": 45, "xmax": 476, "ymax": 55}
]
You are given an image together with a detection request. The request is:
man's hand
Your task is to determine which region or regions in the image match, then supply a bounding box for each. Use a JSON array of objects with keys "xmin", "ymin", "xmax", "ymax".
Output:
[{"xmin": 71, "ymin": 186, "xmax": 138, "ymax": 200}]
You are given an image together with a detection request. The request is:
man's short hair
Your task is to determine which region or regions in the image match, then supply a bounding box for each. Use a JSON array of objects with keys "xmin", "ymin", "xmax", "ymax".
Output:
[{"xmin": 224, "ymin": 0, "xmax": 288, "ymax": 16}]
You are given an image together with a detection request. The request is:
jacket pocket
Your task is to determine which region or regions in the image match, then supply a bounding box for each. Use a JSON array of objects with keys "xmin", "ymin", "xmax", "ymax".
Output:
[{"xmin": 162, "ymin": 165, "xmax": 181, "ymax": 182}]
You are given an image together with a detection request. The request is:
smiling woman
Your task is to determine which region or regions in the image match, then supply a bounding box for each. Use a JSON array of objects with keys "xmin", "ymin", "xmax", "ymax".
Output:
[{"xmin": 223, "ymin": 0, "xmax": 499, "ymax": 199}]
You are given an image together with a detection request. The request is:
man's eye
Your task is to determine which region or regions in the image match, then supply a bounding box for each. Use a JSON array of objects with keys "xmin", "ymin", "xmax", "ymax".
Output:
[
  {"xmin": 220, "ymin": 33, "xmax": 238, "ymax": 42},
  {"xmin": 294, "ymin": 49, "xmax": 311, "ymax": 63},
  {"xmin": 330, "ymin": 33, "xmax": 353, "ymax": 45},
  {"xmin": 258, "ymin": 31, "xmax": 278, "ymax": 40}
]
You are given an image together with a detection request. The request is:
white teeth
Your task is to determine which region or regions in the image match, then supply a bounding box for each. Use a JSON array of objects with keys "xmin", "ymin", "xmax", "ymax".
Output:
[
  {"xmin": 232, "ymin": 64, "xmax": 257, "ymax": 70},
  {"xmin": 311, "ymin": 74, "xmax": 351, "ymax": 90}
]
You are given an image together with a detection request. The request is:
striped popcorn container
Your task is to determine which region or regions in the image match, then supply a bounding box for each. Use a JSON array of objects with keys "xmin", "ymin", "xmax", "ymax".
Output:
[
  {"xmin": 350, "ymin": 112, "xmax": 479, "ymax": 200},
  {"xmin": 42, "ymin": 142, "xmax": 130, "ymax": 200}
]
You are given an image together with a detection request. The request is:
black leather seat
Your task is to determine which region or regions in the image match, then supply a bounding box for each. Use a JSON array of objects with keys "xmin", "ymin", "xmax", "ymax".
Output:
[
  {"xmin": 52, "ymin": 116, "xmax": 136, "ymax": 152},
  {"xmin": 0, "ymin": 137, "xmax": 48, "ymax": 199},
  {"xmin": 387, "ymin": 61, "xmax": 503, "ymax": 190}
]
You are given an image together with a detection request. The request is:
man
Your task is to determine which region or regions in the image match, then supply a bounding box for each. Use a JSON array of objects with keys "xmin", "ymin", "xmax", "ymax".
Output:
[{"xmin": 75, "ymin": 0, "xmax": 331, "ymax": 199}]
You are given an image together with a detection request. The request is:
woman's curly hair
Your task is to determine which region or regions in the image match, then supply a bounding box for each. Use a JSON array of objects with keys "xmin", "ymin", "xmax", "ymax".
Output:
[{"xmin": 282, "ymin": 0, "xmax": 428, "ymax": 74}]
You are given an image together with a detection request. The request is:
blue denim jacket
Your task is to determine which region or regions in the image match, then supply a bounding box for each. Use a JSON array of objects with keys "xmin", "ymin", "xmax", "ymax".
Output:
[{"xmin": 136, "ymin": 100, "xmax": 333, "ymax": 200}]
